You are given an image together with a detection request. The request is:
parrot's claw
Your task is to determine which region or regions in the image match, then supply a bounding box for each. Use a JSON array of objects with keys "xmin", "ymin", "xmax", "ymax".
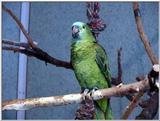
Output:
[
  {"xmin": 90, "ymin": 87, "xmax": 99, "ymax": 97},
  {"xmin": 116, "ymin": 83, "xmax": 123, "ymax": 88},
  {"xmin": 82, "ymin": 87, "xmax": 99, "ymax": 100},
  {"xmin": 82, "ymin": 89, "xmax": 90, "ymax": 100},
  {"xmin": 92, "ymin": 87, "xmax": 98, "ymax": 92},
  {"xmin": 83, "ymin": 89, "xmax": 89, "ymax": 95}
]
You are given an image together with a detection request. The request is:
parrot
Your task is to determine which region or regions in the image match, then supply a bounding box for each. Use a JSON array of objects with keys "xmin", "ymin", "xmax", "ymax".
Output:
[{"xmin": 71, "ymin": 21, "xmax": 113, "ymax": 119}]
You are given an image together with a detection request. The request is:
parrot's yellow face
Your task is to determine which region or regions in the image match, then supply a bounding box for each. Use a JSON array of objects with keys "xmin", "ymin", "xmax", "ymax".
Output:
[{"xmin": 72, "ymin": 22, "xmax": 91, "ymax": 40}]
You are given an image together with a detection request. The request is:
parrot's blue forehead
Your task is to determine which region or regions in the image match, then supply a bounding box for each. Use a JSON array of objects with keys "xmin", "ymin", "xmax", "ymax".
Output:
[{"xmin": 72, "ymin": 21, "xmax": 86, "ymax": 27}]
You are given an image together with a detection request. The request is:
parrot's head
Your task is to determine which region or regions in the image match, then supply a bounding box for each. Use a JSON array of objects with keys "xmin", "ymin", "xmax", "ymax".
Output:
[{"xmin": 72, "ymin": 21, "xmax": 93, "ymax": 41}]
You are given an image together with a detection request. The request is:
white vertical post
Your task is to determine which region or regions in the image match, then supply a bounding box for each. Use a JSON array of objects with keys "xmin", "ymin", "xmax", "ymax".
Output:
[{"xmin": 17, "ymin": 2, "xmax": 30, "ymax": 120}]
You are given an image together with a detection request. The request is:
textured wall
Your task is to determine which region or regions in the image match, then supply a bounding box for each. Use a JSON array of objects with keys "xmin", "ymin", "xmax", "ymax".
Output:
[{"xmin": 2, "ymin": 2, "xmax": 158, "ymax": 119}]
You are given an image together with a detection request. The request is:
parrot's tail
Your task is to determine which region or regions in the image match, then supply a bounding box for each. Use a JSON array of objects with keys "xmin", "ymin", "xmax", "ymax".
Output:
[{"xmin": 94, "ymin": 99, "xmax": 113, "ymax": 119}]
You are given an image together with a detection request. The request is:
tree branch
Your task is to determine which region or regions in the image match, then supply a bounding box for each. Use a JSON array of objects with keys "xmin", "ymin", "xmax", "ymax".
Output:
[
  {"xmin": 117, "ymin": 48, "xmax": 123, "ymax": 84},
  {"xmin": 2, "ymin": 4, "xmax": 36, "ymax": 49},
  {"xmin": 2, "ymin": 39, "xmax": 72, "ymax": 69},
  {"xmin": 133, "ymin": 3, "xmax": 159, "ymax": 119},
  {"xmin": 2, "ymin": 39, "xmax": 30, "ymax": 48},
  {"xmin": 2, "ymin": 78, "xmax": 150, "ymax": 111},
  {"xmin": 120, "ymin": 64, "xmax": 159, "ymax": 119},
  {"xmin": 2, "ymin": 5, "xmax": 72, "ymax": 69},
  {"xmin": 136, "ymin": 92, "xmax": 159, "ymax": 119},
  {"xmin": 111, "ymin": 48, "xmax": 123, "ymax": 85},
  {"xmin": 2, "ymin": 46, "xmax": 37, "ymax": 56},
  {"xmin": 133, "ymin": 2, "xmax": 158, "ymax": 65},
  {"xmin": 121, "ymin": 91, "xmax": 144, "ymax": 119}
]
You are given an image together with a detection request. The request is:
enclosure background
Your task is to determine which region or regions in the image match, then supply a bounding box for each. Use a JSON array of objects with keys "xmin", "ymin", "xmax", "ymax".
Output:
[{"xmin": 2, "ymin": 2, "xmax": 158, "ymax": 119}]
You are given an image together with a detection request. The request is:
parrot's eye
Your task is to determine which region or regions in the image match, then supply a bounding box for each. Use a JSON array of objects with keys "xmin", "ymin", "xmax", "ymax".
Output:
[{"xmin": 82, "ymin": 26, "xmax": 85, "ymax": 29}]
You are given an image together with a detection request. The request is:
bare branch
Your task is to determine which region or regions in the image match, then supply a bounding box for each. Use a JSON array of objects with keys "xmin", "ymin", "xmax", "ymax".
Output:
[
  {"xmin": 2, "ymin": 78, "xmax": 150, "ymax": 111},
  {"xmin": 2, "ymin": 46, "xmax": 36, "ymax": 56},
  {"xmin": 121, "ymin": 65, "xmax": 159, "ymax": 119},
  {"xmin": 31, "ymin": 47, "xmax": 72, "ymax": 69},
  {"xmin": 3, "ymin": 46, "xmax": 24, "ymax": 53},
  {"xmin": 111, "ymin": 48, "xmax": 123, "ymax": 85},
  {"xmin": 136, "ymin": 92, "xmax": 159, "ymax": 119},
  {"xmin": 2, "ymin": 41, "xmax": 72, "ymax": 69},
  {"xmin": 2, "ymin": 39, "xmax": 30, "ymax": 48},
  {"xmin": 2, "ymin": 3, "xmax": 72, "ymax": 69},
  {"xmin": 121, "ymin": 92, "xmax": 144, "ymax": 119},
  {"xmin": 132, "ymin": 3, "xmax": 159, "ymax": 119},
  {"xmin": 133, "ymin": 2, "xmax": 158, "ymax": 65},
  {"xmin": 2, "ymin": 4, "xmax": 37, "ymax": 49},
  {"xmin": 117, "ymin": 48, "xmax": 122, "ymax": 83}
]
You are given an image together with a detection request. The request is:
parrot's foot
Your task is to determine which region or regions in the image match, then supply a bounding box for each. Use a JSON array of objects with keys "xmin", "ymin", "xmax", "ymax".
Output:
[
  {"xmin": 91, "ymin": 87, "xmax": 98, "ymax": 94},
  {"xmin": 116, "ymin": 83, "xmax": 123, "ymax": 87},
  {"xmin": 90, "ymin": 87, "xmax": 99, "ymax": 97},
  {"xmin": 82, "ymin": 87, "xmax": 99, "ymax": 100},
  {"xmin": 82, "ymin": 89, "xmax": 90, "ymax": 100},
  {"xmin": 92, "ymin": 87, "xmax": 98, "ymax": 92}
]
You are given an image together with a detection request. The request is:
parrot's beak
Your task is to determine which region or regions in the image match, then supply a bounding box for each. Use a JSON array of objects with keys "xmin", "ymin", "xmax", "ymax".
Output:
[{"xmin": 72, "ymin": 25, "xmax": 79, "ymax": 38}]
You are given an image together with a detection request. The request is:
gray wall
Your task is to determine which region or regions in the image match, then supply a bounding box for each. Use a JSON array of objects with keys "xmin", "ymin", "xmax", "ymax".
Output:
[{"xmin": 2, "ymin": 2, "xmax": 158, "ymax": 119}]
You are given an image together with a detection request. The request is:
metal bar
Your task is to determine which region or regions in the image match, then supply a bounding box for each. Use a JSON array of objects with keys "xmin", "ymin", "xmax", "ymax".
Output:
[{"xmin": 17, "ymin": 2, "xmax": 30, "ymax": 120}]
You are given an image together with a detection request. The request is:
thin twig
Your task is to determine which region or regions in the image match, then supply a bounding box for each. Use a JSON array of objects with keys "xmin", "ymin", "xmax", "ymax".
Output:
[
  {"xmin": 111, "ymin": 48, "xmax": 123, "ymax": 85},
  {"xmin": 2, "ymin": 46, "xmax": 24, "ymax": 53},
  {"xmin": 117, "ymin": 47, "xmax": 122, "ymax": 84},
  {"xmin": 121, "ymin": 92, "xmax": 144, "ymax": 119},
  {"xmin": 2, "ymin": 78, "xmax": 150, "ymax": 111},
  {"xmin": 2, "ymin": 39, "xmax": 30, "ymax": 48},
  {"xmin": 133, "ymin": 2, "xmax": 158, "ymax": 65},
  {"xmin": 2, "ymin": 46, "xmax": 37, "ymax": 56},
  {"xmin": 2, "ymin": 44, "xmax": 72, "ymax": 69},
  {"xmin": 2, "ymin": 5, "xmax": 37, "ymax": 49}
]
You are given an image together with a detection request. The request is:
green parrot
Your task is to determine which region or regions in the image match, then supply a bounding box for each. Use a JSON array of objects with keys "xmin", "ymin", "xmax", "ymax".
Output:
[{"xmin": 71, "ymin": 21, "xmax": 113, "ymax": 119}]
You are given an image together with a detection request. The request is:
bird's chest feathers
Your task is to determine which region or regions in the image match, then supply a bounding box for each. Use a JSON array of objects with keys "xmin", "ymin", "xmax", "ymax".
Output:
[
  {"xmin": 71, "ymin": 40, "xmax": 108, "ymax": 89},
  {"xmin": 71, "ymin": 41, "xmax": 95, "ymax": 63},
  {"xmin": 71, "ymin": 41, "xmax": 97, "ymax": 80}
]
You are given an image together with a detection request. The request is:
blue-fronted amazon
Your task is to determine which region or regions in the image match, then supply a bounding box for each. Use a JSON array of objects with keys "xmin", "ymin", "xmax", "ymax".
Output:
[{"xmin": 71, "ymin": 21, "xmax": 113, "ymax": 119}]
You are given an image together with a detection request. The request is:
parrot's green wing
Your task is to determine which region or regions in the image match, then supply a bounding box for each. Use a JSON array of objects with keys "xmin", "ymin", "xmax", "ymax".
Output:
[
  {"xmin": 95, "ymin": 45, "xmax": 112, "ymax": 88},
  {"xmin": 94, "ymin": 44, "xmax": 113, "ymax": 119}
]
